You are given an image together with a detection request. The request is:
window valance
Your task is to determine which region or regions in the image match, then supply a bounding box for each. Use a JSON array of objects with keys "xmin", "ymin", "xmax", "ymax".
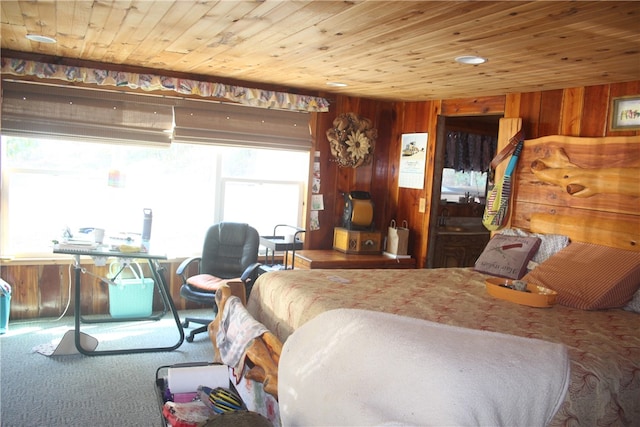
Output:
[
  {"xmin": 1, "ymin": 57, "xmax": 329, "ymax": 113},
  {"xmin": 444, "ymin": 131, "xmax": 497, "ymax": 172}
]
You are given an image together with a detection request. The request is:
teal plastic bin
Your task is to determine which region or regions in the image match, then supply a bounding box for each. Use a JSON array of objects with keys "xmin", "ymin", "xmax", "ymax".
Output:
[{"xmin": 0, "ymin": 294, "xmax": 10, "ymax": 334}]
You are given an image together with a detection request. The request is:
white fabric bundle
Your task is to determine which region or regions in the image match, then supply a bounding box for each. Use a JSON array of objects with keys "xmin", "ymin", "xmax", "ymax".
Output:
[{"xmin": 279, "ymin": 309, "xmax": 569, "ymax": 427}]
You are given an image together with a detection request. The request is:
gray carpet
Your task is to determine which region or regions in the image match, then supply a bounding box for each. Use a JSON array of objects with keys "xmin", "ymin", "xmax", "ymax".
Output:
[{"xmin": 0, "ymin": 309, "xmax": 216, "ymax": 427}]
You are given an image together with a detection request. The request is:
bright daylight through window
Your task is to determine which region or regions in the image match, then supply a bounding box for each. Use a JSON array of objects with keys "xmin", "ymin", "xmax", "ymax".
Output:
[
  {"xmin": 1, "ymin": 135, "xmax": 309, "ymax": 259},
  {"xmin": 440, "ymin": 168, "xmax": 488, "ymax": 203}
]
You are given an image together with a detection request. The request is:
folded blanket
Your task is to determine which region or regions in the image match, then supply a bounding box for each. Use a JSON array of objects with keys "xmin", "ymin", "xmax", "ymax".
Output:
[
  {"xmin": 279, "ymin": 308, "xmax": 570, "ymax": 427},
  {"xmin": 216, "ymin": 296, "xmax": 268, "ymax": 372}
]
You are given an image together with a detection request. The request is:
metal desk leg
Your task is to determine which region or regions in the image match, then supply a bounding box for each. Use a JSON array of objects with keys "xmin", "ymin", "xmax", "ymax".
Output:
[
  {"xmin": 148, "ymin": 259, "xmax": 185, "ymax": 349},
  {"xmin": 74, "ymin": 258, "xmax": 184, "ymax": 356}
]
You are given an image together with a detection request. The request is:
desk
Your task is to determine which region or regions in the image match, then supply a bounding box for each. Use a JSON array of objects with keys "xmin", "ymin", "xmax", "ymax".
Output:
[
  {"xmin": 287, "ymin": 250, "xmax": 416, "ymax": 270},
  {"xmin": 54, "ymin": 248, "xmax": 184, "ymax": 356},
  {"xmin": 260, "ymin": 224, "xmax": 305, "ymax": 269}
]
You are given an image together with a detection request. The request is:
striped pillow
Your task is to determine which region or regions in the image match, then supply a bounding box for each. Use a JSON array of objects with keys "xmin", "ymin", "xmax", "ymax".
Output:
[
  {"xmin": 499, "ymin": 228, "xmax": 569, "ymax": 264},
  {"xmin": 523, "ymin": 242, "xmax": 640, "ymax": 310}
]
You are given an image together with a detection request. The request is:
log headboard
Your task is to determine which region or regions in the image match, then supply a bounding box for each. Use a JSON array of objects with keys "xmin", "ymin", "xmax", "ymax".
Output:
[{"xmin": 497, "ymin": 118, "xmax": 640, "ymax": 252}]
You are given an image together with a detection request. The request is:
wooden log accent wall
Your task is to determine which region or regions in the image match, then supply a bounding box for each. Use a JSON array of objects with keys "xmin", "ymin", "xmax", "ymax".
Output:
[
  {"xmin": 514, "ymin": 134, "xmax": 640, "ymax": 251},
  {"xmin": 2, "ymin": 80, "xmax": 639, "ymax": 319}
]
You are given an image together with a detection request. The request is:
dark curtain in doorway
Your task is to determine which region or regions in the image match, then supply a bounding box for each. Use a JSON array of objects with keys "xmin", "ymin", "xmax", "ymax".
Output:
[{"xmin": 444, "ymin": 132, "xmax": 497, "ymax": 172}]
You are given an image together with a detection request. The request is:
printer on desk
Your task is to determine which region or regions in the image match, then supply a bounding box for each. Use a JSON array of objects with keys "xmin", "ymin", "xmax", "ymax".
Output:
[{"xmin": 334, "ymin": 191, "xmax": 382, "ymax": 254}]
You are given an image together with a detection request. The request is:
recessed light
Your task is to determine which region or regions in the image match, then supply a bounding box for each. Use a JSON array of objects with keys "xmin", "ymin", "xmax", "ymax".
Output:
[
  {"xmin": 455, "ymin": 55, "xmax": 487, "ymax": 65},
  {"xmin": 25, "ymin": 34, "xmax": 57, "ymax": 44},
  {"xmin": 326, "ymin": 81, "xmax": 348, "ymax": 87}
]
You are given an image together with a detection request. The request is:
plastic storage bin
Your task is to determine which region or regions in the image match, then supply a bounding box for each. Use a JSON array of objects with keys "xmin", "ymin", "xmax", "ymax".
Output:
[
  {"xmin": 0, "ymin": 294, "xmax": 10, "ymax": 334},
  {"xmin": 108, "ymin": 278, "xmax": 154, "ymax": 318}
]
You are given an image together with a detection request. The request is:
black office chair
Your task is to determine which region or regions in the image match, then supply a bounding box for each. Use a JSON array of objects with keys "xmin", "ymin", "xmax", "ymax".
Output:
[{"xmin": 176, "ymin": 222, "xmax": 261, "ymax": 342}]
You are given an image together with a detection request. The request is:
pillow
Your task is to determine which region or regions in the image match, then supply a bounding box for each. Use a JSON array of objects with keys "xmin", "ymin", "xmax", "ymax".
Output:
[
  {"xmin": 499, "ymin": 228, "xmax": 570, "ymax": 264},
  {"xmin": 474, "ymin": 234, "xmax": 542, "ymax": 279},
  {"xmin": 523, "ymin": 242, "xmax": 640, "ymax": 310},
  {"xmin": 624, "ymin": 288, "xmax": 640, "ymax": 314}
]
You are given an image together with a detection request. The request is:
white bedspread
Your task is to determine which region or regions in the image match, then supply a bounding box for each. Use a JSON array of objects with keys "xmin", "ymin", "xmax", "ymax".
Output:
[{"xmin": 278, "ymin": 308, "xmax": 570, "ymax": 427}]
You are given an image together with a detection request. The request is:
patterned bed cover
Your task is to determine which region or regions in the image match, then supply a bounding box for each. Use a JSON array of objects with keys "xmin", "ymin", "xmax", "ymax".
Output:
[{"xmin": 247, "ymin": 268, "xmax": 640, "ymax": 426}]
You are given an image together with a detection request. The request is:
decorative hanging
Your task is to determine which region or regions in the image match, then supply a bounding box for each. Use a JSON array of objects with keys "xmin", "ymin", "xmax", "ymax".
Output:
[
  {"xmin": 326, "ymin": 112, "xmax": 377, "ymax": 168},
  {"xmin": 0, "ymin": 57, "xmax": 329, "ymax": 113}
]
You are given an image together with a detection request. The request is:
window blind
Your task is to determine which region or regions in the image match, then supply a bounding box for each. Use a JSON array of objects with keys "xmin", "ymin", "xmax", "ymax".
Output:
[
  {"xmin": 1, "ymin": 81, "xmax": 174, "ymax": 145},
  {"xmin": 2, "ymin": 80, "xmax": 314, "ymax": 151},
  {"xmin": 172, "ymin": 102, "xmax": 312, "ymax": 151}
]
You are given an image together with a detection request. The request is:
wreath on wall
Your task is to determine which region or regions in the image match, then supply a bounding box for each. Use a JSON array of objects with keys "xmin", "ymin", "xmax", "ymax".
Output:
[{"xmin": 326, "ymin": 112, "xmax": 378, "ymax": 168}]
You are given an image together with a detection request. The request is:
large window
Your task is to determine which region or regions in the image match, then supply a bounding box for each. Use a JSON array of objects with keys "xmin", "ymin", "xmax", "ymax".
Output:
[
  {"xmin": 440, "ymin": 168, "xmax": 488, "ymax": 203},
  {"xmin": 1, "ymin": 135, "xmax": 309, "ymax": 259}
]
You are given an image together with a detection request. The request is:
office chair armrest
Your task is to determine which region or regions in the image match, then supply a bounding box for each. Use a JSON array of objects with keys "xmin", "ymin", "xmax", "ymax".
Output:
[
  {"xmin": 240, "ymin": 262, "xmax": 262, "ymax": 282},
  {"xmin": 176, "ymin": 256, "xmax": 202, "ymax": 283},
  {"xmin": 240, "ymin": 262, "xmax": 262, "ymax": 299}
]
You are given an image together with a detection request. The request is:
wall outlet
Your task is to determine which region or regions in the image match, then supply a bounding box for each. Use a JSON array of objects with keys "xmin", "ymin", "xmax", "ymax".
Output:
[{"xmin": 419, "ymin": 198, "xmax": 426, "ymax": 213}]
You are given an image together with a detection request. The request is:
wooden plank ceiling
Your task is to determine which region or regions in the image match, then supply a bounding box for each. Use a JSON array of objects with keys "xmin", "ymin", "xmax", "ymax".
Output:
[{"xmin": 1, "ymin": 1, "xmax": 639, "ymax": 101}]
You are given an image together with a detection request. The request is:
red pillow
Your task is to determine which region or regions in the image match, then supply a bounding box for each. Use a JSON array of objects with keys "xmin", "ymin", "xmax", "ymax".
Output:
[{"xmin": 523, "ymin": 242, "xmax": 640, "ymax": 310}]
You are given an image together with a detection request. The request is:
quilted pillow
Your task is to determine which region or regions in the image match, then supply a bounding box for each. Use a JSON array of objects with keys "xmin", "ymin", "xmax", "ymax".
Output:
[
  {"xmin": 523, "ymin": 242, "xmax": 640, "ymax": 310},
  {"xmin": 499, "ymin": 228, "xmax": 570, "ymax": 264},
  {"xmin": 624, "ymin": 288, "xmax": 640, "ymax": 314},
  {"xmin": 474, "ymin": 234, "xmax": 542, "ymax": 279}
]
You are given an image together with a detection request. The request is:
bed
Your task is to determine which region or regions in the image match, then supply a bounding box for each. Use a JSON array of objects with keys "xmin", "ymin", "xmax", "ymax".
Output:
[
  {"xmin": 248, "ymin": 267, "xmax": 639, "ymax": 426},
  {"xmin": 222, "ymin": 128, "xmax": 640, "ymax": 426}
]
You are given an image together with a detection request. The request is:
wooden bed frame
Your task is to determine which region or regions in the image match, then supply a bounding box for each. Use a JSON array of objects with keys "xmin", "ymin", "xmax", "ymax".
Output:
[
  {"xmin": 499, "ymin": 119, "xmax": 639, "ymax": 250},
  {"xmin": 208, "ymin": 283, "xmax": 282, "ymax": 398},
  {"xmin": 208, "ymin": 127, "xmax": 640, "ymax": 404}
]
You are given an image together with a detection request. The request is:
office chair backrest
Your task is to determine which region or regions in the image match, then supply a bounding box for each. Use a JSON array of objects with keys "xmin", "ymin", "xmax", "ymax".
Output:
[{"xmin": 200, "ymin": 222, "xmax": 259, "ymax": 279}]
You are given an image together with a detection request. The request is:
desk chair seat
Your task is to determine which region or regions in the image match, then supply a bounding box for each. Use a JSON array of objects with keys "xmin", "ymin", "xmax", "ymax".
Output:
[{"xmin": 177, "ymin": 222, "xmax": 260, "ymax": 342}]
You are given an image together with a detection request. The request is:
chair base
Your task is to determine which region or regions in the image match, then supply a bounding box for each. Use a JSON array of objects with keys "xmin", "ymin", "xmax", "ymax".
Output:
[{"xmin": 182, "ymin": 317, "xmax": 212, "ymax": 342}]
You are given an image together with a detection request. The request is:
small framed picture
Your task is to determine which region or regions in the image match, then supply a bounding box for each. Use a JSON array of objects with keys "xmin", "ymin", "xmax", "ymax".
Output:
[{"xmin": 610, "ymin": 96, "xmax": 640, "ymax": 130}]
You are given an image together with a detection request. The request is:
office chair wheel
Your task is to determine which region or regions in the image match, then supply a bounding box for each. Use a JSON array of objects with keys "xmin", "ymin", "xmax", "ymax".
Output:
[
  {"xmin": 182, "ymin": 320, "xmax": 190, "ymax": 328},
  {"xmin": 186, "ymin": 334, "xmax": 195, "ymax": 343}
]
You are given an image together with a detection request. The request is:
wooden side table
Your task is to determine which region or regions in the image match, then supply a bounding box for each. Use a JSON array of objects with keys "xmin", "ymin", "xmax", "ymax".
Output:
[{"xmin": 287, "ymin": 250, "xmax": 416, "ymax": 270}]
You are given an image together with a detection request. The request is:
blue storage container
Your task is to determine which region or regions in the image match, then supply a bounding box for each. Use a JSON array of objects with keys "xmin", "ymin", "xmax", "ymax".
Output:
[
  {"xmin": 1, "ymin": 294, "xmax": 10, "ymax": 334},
  {"xmin": 108, "ymin": 278, "xmax": 154, "ymax": 318},
  {"xmin": 107, "ymin": 261, "xmax": 154, "ymax": 318}
]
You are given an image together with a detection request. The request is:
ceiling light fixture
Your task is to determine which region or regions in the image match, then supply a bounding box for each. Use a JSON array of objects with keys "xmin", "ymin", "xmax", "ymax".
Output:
[
  {"xmin": 25, "ymin": 34, "xmax": 57, "ymax": 44},
  {"xmin": 326, "ymin": 81, "xmax": 348, "ymax": 87},
  {"xmin": 455, "ymin": 55, "xmax": 487, "ymax": 65}
]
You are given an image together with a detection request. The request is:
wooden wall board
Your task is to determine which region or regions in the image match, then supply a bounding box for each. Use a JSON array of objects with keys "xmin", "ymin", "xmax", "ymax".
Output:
[
  {"xmin": 580, "ymin": 84, "xmax": 610, "ymax": 137},
  {"xmin": 559, "ymin": 87, "xmax": 585, "ymax": 136},
  {"xmin": 516, "ymin": 91, "xmax": 543, "ymax": 139},
  {"xmin": 39, "ymin": 265, "xmax": 63, "ymax": 318},
  {"xmin": 509, "ymin": 134, "xmax": 640, "ymax": 250},
  {"xmin": 441, "ymin": 96, "xmax": 506, "ymax": 117},
  {"xmin": 538, "ymin": 89, "xmax": 564, "ymax": 136}
]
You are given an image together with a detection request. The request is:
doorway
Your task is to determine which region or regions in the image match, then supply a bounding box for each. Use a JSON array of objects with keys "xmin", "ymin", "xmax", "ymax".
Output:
[{"xmin": 425, "ymin": 114, "xmax": 501, "ymax": 268}]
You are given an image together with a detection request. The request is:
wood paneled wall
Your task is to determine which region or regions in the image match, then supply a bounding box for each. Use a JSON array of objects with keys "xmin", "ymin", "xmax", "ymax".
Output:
[
  {"xmin": 306, "ymin": 81, "xmax": 639, "ymax": 267},
  {"xmin": 1, "ymin": 260, "xmax": 202, "ymax": 320},
  {"xmin": 2, "ymin": 80, "xmax": 638, "ymax": 319}
]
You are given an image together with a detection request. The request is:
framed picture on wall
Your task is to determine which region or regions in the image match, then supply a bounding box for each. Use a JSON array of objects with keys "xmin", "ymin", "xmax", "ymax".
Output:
[{"xmin": 610, "ymin": 96, "xmax": 640, "ymax": 130}]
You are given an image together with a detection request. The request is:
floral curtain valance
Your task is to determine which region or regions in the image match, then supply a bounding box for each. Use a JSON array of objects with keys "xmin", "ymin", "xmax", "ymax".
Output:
[
  {"xmin": 0, "ymin": 57, "xmax": 330, "ymax": 113},
  {"xmin": 444, "ymin": 131, "xmax": 497, "ymax": 173}
]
